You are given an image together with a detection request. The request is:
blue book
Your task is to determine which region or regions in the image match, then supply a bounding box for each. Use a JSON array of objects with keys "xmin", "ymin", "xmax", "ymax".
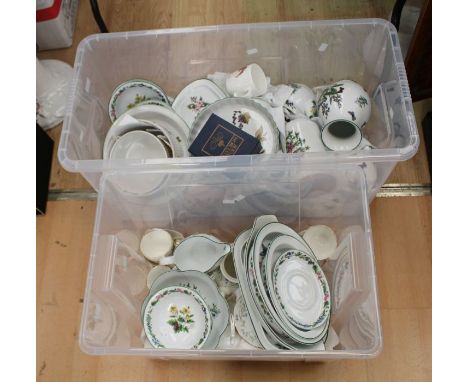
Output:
[{"xmin": 189, "ymin": 114, "xmax": 262, "ymax": 156}]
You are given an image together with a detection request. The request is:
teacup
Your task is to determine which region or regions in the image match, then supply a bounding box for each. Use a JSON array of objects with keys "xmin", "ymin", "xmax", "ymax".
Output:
[
  {"xmin": 146, "ymin": 265, "xmax": 171, "ymax": 289},
  {"xmin": 225, "ymin": 63, "xmax": 268, "ymax": 97},
  {"xmin": 284, "ymin": 118, "xmax": 326, "ymax": 153},
  {"xmin": 160, "ymin": 234, "xmax": 231, "ymax": 273},
  {"xmin": 317, "ymin": 80, "xmax": 371, "ymax": 151},
  {"xmin": 140, "ymin": 229, "xmax": 174, "ymax": 263},
  {"xmin": 283, "ymin": 83, "xmax": 317, "ymax": 120},
  {"xmin": 220, "ymin": 252, "xmax": 238, "ymax": 284},
  {"xmin": 209, "ymin": 267, "xmax": 238, "ymax": 298},
  {"xmin": 301, "ymin": 225, "xmax": 338, "ymax": 261},
  {"xmin": 262, "ymin": 84, "xmax": 294, "ymax": 107}
]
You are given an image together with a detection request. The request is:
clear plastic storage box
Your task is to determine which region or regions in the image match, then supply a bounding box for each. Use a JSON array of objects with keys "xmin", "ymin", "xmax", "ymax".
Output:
[
  {"xmin": 59, "ymin": 19, "xmax": 419, "ymax": 198},
  {"xmin": 81, "ymin": 164, "xmax": 382, "ymax": 360}
]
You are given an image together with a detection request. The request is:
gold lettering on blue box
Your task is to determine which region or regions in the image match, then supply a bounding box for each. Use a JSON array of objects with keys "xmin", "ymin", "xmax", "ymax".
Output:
[{"xmin": 202, "ymin": 124, "xmax": 245, "ymax": 156}]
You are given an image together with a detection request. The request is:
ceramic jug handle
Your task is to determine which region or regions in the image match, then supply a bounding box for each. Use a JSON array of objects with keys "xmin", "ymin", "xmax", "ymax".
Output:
[{"xmin": 159, "ymin": 255, "xmax": 175, "ymax": 266}]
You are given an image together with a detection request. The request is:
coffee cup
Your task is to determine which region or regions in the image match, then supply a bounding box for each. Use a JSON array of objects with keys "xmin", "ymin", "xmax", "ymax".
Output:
[{"xmin": 225, "ymin": 63, "xmax": 268, "ymax": 97}]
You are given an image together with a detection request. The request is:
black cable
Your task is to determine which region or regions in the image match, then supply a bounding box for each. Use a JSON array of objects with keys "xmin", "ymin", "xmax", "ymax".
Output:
[
  {"xmin": 90, "ymin": 0, "xmax": 109, "ymax": 33},
  {"xmin": 391, "ymin": 0, "xmax": 407, "ymax": 31}
]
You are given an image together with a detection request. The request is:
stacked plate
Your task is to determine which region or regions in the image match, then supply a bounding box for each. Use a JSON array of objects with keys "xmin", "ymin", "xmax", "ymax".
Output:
[
  {"xmin": 103, "ymin": 102, "xmax": 190, "ymax": 161},
  {"xmin": 141, "ymin": 270, "xmax": 229, "ymax": 349},
  {"xmin": 233, "ymin": 215, "xmax": 331, "ymax": 350}
]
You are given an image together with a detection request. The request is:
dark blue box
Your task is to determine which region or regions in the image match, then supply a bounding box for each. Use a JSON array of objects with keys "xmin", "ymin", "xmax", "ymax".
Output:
[{"xmin": 189, "ymin": 114, "xmax": 261, "ymax": 156}]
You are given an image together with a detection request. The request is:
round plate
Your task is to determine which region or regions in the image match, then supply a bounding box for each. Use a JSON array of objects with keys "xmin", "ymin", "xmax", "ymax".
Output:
[
  {"xmin": 141, "ymin": 270, "xmax": 228, "ymax": 350},
  {"xmin": 273, "ymin": 250, "xmax": 330, "ymax": 329},
  {"xmin": 108, "ymin": 79, "xmax": 169, "ymax": 122},
  {"xmin": 139, "ymin": 119, "xmax": 188, "ymax": 158},
  {"xmin": 332, "ymin": 251, "xmax": 351, "ymax": 311},
  {"xmin": 189, "ymin": 97, "xmax": 280, "ymax": 154},
  {"xmin": 143, "ymin": 286, "xmax": 211, "ymax": 349},
  {"xmin": 172, "ymin": 79, "xmax": 227, "ymax": 128},
  {"xmin": 233, "ymin": 296, "xmax": 262, "ymax": 348}
]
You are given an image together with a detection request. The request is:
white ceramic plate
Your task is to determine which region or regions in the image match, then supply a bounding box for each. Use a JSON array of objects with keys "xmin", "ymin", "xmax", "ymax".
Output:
[
  {"xmin": 104, "ymin": 104, "xmax": 190, "ymax": 160},
  {"xmin": 139, "ymin": 119, "xmax": 188, "ymax": 158},
  {"xmin": 232, "ymin": 229, "xmax": 285, "ymax": 350},
  {"xmin": 332, "ymin": 250, "xmax": 352, "ymax": 311},
  {"xmin": 143, "ymin": 286, "xmax": 211, "ymax": 349},
  {"xmin": 189, "ymin": 97, "xmax": 280, "ymax": 154},
  {"xmin": 272, "ymin": 250, "xmax": 330, "ymax": 329},
  {"xmin": 233, "ymin": 296, "xmax": 262, "ymax": 348},
  {"xmin": 235, "ymin": 229, "xmax": 327, "ymax": 350},
  {"xmin": 249, "ymin": 223, "xmax": 329, "ymax": 343},
  {"xmin": 172, "ymin": 79, "xmax": 227, "ymax": 129},
  {"xmin": 123, "ymin": 103, "xmax": 190, "ymax": 138},
  {"xmin": 141, "ymin": 270, "xmax": 229, "ymax": 349},
  {"xmin": 108, "ymin": 79, "xmax": 169, "ymax": 122}
]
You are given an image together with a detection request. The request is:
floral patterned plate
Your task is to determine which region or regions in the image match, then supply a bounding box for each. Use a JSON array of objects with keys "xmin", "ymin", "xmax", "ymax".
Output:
[
  {"xmin": 108, "ymin": 79, "xmax": 169, "ymax": 122},
  {"xmin": 233, "ymin": 296, "xmax": 262, "ymax": 348},
  {"xmin": 249, "ymin": 223, "xmax": 329, "ymax": 343},
  {"xmin": 172, "ymin": 79, "xmax": 227, "ymax": 129},
  {"xmin": 189, "ymin": 97, "xmax": 280, "ymax": 154},
  {"xmin": 272, "ymin": 250, "xmax": 331, "ymax": 330},
  {"xmin": 143, "ymin": 286, "xmax": 211, "ymax": 349},
  {"xmin": 141, "ymin": 270, "xmax": 229, "ymax": 350}
]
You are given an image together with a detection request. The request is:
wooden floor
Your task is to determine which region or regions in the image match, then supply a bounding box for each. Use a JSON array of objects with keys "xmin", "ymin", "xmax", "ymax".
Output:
[
  {"xmin": 38, "ymin": 0, "xmax": 431, "ymax": 191},
  {"xmin": 37, "ymin": 197, "xmax": 432, "ymax": 381}
]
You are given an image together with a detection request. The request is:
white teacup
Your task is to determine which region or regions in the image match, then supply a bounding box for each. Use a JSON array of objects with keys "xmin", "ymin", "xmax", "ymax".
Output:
[
  {"xmin": 225, "ymin": 63, "xmax": 268, "ymax": 97},
  {"xmin": 160, "ymin": 234, "xmax": 231, "ymax": 273},
  {"xmin": 140, "ymin": 228, "xmax": 174, "ymax": 263},
  {"xmin": 146, "ymin": 265, "xmax": 171, "ymax": 289},
  {"xmin": 283, "ymin": 83, "xmax": 317, "ymax": 120},
  {"xmin": 317, "ymin": 80, "xmax": 371, "ymax": 151},
  {"xmin": 284, "ymin": 118, "xmax": 326, "ymax": 153},
  {"xmin": 220, "ymin": 252, "xmax": 238, "ymax": 284},
  {"xmin": 209, "ymin": 267, "xmax": 238, "ymax": 298}
]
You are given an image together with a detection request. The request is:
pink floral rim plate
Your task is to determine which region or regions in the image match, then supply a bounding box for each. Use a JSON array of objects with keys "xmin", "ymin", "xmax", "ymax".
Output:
[{"xmin": 171, "ymin": 79, "xmax": 227, "ymax": 129}]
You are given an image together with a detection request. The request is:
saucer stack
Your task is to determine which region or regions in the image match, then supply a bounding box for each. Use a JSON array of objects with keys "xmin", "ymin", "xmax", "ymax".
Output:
[{"xmin": 232, "ymin": 215, "xmax": 331, "ymax": 349}]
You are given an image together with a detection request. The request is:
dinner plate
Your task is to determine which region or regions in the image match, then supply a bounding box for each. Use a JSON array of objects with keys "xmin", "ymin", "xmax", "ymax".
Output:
[
  {"xmin": 249, "ymin": 223, "xmax": 329, "ymax": 343},
  {"xmin": 189, "ymin": 97, "xmax": 280, "ymax": 154},
  {"xmin": 234, "ymin": 228, "xmax": 328, "ymax": 350},
  {"xmin": 172, "ymin": 79, "xmax": 227, "ymax": 128},
  {"xmin": 272, "ymin": 250, "xmax": 330, "ymax": 330},
  {"xmin": 108, "ymin": 79, "xmax": 169, "ymax": 122}
]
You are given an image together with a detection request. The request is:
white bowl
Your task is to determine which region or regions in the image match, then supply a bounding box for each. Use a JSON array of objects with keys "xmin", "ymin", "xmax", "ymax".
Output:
[
  {"xmin": 143, "ymin": 286, "xmax": 212, "ymax": 349},
  {"xmin": 109, "ymin": 130, "xmax": 169, "ymax": 160}
]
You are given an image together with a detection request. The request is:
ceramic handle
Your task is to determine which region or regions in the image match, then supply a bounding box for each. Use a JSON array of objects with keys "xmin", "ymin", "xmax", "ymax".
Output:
[{"xmin": 159, "ymin": 255, "xmax": 175, "ymax": 266}]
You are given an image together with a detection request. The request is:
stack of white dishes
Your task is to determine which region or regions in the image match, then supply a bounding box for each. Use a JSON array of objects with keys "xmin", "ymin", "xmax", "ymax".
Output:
[
  {"xmin": 141, "ymin": 270, "xmax": 229, "ymax": 349},
  {"xmin": 232, "ymin": 215, "xmax": 331, "ymax": 350}
]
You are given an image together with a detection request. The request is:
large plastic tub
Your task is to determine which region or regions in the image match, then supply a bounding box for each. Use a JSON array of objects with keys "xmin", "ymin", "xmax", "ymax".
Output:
[
  {"xmin": 80, "ymin": 164, "xmax": 382, "ymax": 360},
  {"xmin": 59, "ymin": 19, "xmax": 419, "ymax": 198}
]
